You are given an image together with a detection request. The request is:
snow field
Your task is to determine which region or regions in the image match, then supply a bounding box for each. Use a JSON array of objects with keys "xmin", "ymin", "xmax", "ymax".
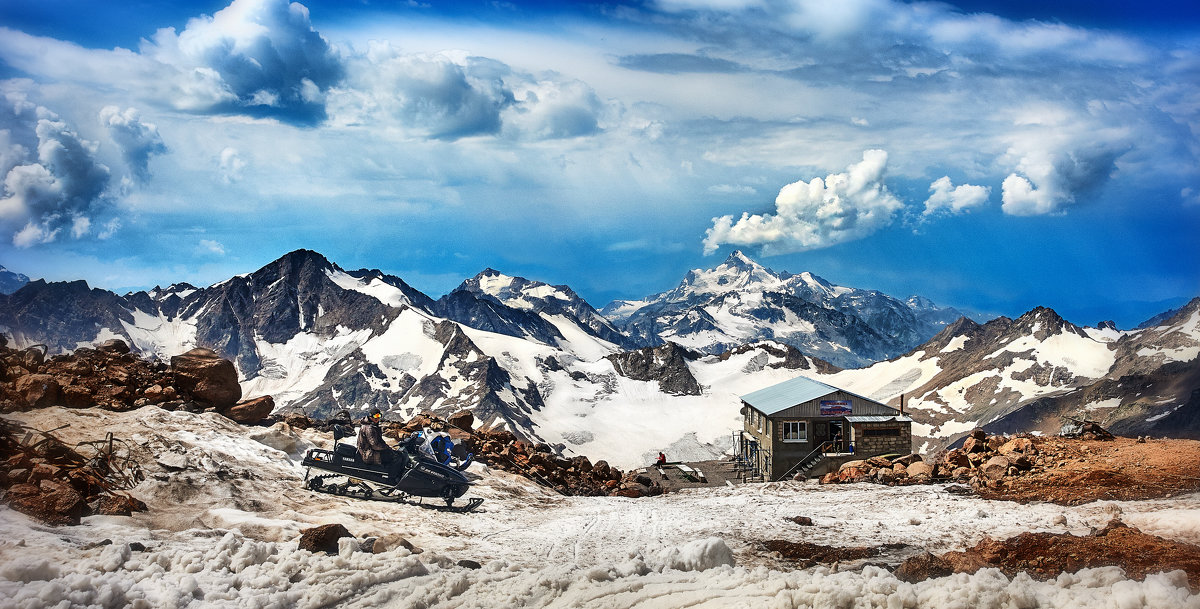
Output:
[{"xmin": 5, "ymin": 404, "xmax": 1198, "ymax": 608}]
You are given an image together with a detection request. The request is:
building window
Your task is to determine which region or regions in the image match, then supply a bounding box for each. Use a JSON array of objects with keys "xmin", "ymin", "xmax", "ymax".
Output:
[
  {"xmin": 863, "ymin": 427, "xmax": 902, "ymax": 437},
  {"xmin": 782, "ymin": 421, "xmax": 807, "ymax": 442}
]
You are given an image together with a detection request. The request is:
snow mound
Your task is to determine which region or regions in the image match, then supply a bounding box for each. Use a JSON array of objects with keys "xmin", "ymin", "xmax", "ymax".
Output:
[{"xmin": 652, "ymin": 537, "xmax": 736, "ymax": 572}]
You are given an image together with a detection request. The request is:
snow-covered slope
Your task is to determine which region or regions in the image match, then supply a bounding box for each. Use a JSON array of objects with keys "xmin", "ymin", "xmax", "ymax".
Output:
[
  {"xmin": 1, "ymin": 249, "xmax": 1196, "ymax": 469},
  {"xmin": 828, "ymin": 302, "xmax": 1200, "ymax": 453},
  {"xmin": 603, "ymin": 250, "xmax": 965, "ymax": 368},
  {"xmin": 3, "ymin": 406, "xmax": 1198, "ymax": 609}
]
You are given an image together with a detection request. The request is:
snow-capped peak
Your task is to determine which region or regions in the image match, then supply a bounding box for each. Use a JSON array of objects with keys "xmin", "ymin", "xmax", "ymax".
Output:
[
  {"xmin": 459, "ymin": 269, "xmax": 575, "ymax": 311},
  {"xmin": 668, "ymin": 251, "xmax": 784, "ymax": 301}
]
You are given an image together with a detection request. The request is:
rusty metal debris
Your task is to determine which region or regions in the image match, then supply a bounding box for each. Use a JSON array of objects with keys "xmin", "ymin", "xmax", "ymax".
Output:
[{"xmin": 1, "ymin": 418, "xmax": 146, "ymax": 522}]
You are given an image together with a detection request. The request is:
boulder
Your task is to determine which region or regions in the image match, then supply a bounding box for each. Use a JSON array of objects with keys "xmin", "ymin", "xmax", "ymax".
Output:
[
  {"xmin": 15, "ymin": 374, "xmax": 60, "ymax": 408},
  {"xmin": 170, "ymin": 348, "xmax": 241, "ymax": 408},
  {"xmin": 837, "ymin": 466, "xmax": 869, "ymax": 483},
  {"xmin": 894, "ymin": 454, "xmax": 924, "ymax": 467},
  {"xmin": 789, "ymin": 516, "xmax": 814, "ymax": 526},
  {"xmin": 962, "ymin": 437, "xmax": 985, "ymax": 454},
  {"xmin": 941, "ymin": 449, "xmax": 970, "ymax": 469},
  {"xmin": 838, "ymin": 459, "xmax": 868, "ymax": 472},
  {"xmin": 997, "ymin": 437, "xmax": 1035, "ymax": 456},
  {"xmin": 299, "ymin": 523, "xmax": 355, "ymax": 554},
  {"xmin": 8, "ymin": 479, "xmax": 88, "ymax": 526},
  {"xmin": 96, "ymin": 339, "xmax": 131, "ymax": 354},
  {"xmin": 866, "ymin": 456, "xmax": 893, "ymax": 468},
  {"xmin": 981, "ymin": 455, "xmax": 1010, "ymax": 481},
  {"xmin": 225, "ymin": 395, "xmax": 274, "ymax": 424},
  {"xmin": 96, "ymin": 494, "xmax": 148, "ymax": 516},
  {"xmin": 894, "ymin": 552, "xmax": 954, "ymax": 583},
  {"xmin": 906, "ymin": 461, "xmax": 933, "ymax": 479},
  {"xmin": 447, "ymin": 410, "xmax": 474, "ymax": 432},
  {"xmin": 369, "ymin": 533, "xmax": 418, "ymax": 554}
]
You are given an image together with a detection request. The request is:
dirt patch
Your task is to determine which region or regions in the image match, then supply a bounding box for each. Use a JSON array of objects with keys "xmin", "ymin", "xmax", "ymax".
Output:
[
  {"xmin": 760, "ymin": 539, "xmax": 907, "ymax": 569},
  {"xmin": 918, "ymin": 519, "xmax": 1200, "ymax": 591},
  {"xmin": 977, "ymin": 436, "xmax": 1200, "ymax": 505}
]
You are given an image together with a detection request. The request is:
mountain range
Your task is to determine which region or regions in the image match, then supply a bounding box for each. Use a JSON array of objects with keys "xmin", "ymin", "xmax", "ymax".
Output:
[{"xmin": 0, "ymin": 249, "xmax": 1196, "ymax": 466}]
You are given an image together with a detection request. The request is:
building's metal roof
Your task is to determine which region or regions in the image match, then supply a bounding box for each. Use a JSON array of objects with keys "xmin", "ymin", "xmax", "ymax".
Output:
[
  {"xmin": 845, "ymin": 415, "xmax": 913, "ymax": 423},
  {"xmin": 740, "ymin": 375, "xmax": 842, "ymax": 415}
]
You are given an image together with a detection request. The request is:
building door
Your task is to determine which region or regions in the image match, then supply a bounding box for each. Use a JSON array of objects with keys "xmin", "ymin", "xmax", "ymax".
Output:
[{"xmin": 829, "ymin": 420, "xmax": 845, "ymax": 452}]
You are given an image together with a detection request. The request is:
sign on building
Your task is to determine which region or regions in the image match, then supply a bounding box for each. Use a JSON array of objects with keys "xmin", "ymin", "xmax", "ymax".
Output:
[{"xmin": 819, "ymin": 400, "xmax": 852, "ymax": 416}]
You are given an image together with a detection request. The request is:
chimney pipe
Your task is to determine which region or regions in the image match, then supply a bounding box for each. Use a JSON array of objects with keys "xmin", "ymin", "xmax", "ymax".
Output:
[{"xmin": 900, "ymin": 393, "xmax": 904, "ymax": 416}]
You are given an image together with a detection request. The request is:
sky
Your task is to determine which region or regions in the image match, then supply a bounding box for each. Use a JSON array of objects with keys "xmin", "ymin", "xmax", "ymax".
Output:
[{"xmin": 0, "ymin": 0, "xmax": 1197, "ymax": 329}]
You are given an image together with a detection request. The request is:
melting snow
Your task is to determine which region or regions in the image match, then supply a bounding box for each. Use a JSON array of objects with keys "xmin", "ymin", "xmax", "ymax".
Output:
[{"xmin": 3, "ymin": 405, "xmax": 1199, "ymax": 608}]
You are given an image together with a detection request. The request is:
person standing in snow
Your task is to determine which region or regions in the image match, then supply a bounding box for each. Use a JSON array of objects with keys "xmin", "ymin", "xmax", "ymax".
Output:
[{"xmin": 357, "ymin": 408, "xmax": 393, "ymax": 465}]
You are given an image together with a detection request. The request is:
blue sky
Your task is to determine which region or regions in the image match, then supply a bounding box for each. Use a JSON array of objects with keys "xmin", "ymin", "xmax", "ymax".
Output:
[{"xmin": 0, "ymin": 0, "xmax": 1197, "ymax": 328}]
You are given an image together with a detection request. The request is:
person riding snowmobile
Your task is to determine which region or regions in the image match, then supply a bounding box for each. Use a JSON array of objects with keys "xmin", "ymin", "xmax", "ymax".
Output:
[{"xmin": 357, "ymin": 408, "xmax": 394, "ymax": 465}]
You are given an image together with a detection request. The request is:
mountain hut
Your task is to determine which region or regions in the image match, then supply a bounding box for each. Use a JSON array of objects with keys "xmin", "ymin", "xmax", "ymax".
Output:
[{"xmin": 736, "ymin": 375, "xmax": 912, "ymax": 481}]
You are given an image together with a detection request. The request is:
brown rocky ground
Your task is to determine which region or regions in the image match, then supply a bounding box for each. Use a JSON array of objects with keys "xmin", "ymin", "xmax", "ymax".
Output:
[
  {"xmin": 819, "ymin": 427, "xmax": 1200, "ymax": 506},
  {"xmin": 976, "ymin": 435, "xmax": 1200, "ymax": 505},
  {"xmin": 898, "ymin": 518, "xmax": 1200, "ymax": 591}
]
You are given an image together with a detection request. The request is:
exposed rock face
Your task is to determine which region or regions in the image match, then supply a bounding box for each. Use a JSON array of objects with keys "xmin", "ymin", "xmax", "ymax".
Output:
[
  {"xmin": 437, "ymin": 268, "xmax": 633, "ymax": 349},
  {"xmin": 606, "ymin": 342, "xmax": 702, "ymax": 396},
  {"xmin": 171, "ymin": 348, "xmax": 242, "ymax": 409}
]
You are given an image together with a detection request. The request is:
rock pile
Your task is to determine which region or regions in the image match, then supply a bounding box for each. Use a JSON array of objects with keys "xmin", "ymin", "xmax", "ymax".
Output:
[
  {"xmin": 816, "ymin": 453, "xmax": 928, "ymax": 485},
  {"xmin": 817, "ymin": 429, "xmax": 1044, "ymax": 491},
  {"xmin": 411, "ymin": 410, "xmax": 659, "ymax": 498},
  {"xmin": 0, "ymin": 418, "xmax": 147, "ymax": 526},
  {"xmin": 0, "ymin": 337, "xmax": 273, "ymax": 424}
]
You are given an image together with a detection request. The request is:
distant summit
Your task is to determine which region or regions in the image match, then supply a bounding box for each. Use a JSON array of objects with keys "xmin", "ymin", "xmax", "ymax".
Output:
[
  {"xmin": 0, "ymin": 266, "xmax": 30, "ymax": 294},
  {"xmin": 601, "ymin": 250, "xmax": 965, "ymax": 368}
]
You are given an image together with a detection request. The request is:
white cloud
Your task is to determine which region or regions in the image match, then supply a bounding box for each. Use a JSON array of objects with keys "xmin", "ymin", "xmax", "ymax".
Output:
[
  {"xmin": 707, "ymin": 184, "xmax": 756, "ymax": 195},
  {"xmin": 199, "ymin": 239, "xmax": 226, "ymax": 255},
  {"xmin": 923, "ymin": 176, "xmax": 990, "ymax": 216},
  {"xmin": 143, "ymin": 0, "xmax": 343, "ymax": 124},
  {"xmin": 702, "ymin": 149, "xmax": 904, "ymax": 255},
  {"xmin": 100, "ymin": 106, "xmax": 167, "ymax": 182},
  {"xmin": 219, "ymin": 147, "xmax": 246, "ymax": 184},
  {"xmin": 1183, "ymin": 187, "xmax": 1200, "ymax": 207},
  {"xmin": 0, "ymin": 99, "xmax": 112, "ymax": 247}
]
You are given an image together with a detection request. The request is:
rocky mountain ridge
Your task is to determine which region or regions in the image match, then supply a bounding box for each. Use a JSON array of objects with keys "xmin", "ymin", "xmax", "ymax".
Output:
[
  {"xmin": 829, "ymin": 298, "xmax": 1200, "ymax": 452},
  {"xmin": 0, "ymin": 249, "xmax": 1196, "ymax": 465},
  {"xmin": 602, "ymin": 250, "xmax": 967, "ymax": 368}
]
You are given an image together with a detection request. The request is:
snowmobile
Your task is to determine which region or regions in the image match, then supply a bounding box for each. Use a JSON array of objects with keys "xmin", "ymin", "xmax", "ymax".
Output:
[{"xmin": 301, "ymin": 422, "xmax": 482, "ymax": 513}]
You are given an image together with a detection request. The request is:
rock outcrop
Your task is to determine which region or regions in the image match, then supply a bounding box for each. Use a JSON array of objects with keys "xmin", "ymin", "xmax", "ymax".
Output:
[{"xmin": 0, "ymin": 339, "xmax": 273, "ymax": 424}]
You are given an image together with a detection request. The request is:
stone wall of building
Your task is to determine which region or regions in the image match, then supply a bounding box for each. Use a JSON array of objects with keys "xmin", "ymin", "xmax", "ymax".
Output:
[{"xmin": 851, "ymin": 421, "xmax": 912, "ymax": 456}]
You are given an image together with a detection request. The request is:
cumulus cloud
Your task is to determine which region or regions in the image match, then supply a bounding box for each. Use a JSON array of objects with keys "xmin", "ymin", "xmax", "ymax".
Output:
[
  {"xmin": 503, "ymin": 78, "xmax": 603, "ymax": 140},
  {"xmin": 0, "ymin": 97, "xmax": 112, "ymax": 247},
  {"xmin": 144, "ymin": 0, "xmax": 343, "ymax": 124},
  {"xmin": 923, "ymin": 176, "xmax": 989, "ymax": 216},
  {"xmin": 219, "ymin": 147, "xmax": 246, "ymax": 184},
  {"xmin": 703, "ymin": 149, "xmax": 904, "ymax": 255},
  {"xmin": 998, "ymin": 111, "xmax": 1130, "ymax": 216},
  {"xmin": 100, "ymin": 106, "xmax": 167, "ymax": 182},
  {"xmin": 331, "ymin": 44, "xmax": 512, "ymax": 139},
  {"xmin": 331, "ymin": 42, "xmax": 607, "ymax": 142}
]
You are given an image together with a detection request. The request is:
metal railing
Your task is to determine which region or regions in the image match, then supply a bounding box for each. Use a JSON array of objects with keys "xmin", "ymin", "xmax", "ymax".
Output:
[{"xmin": 774, "ymin": 440, "xmax": 835, "ymax": 481}]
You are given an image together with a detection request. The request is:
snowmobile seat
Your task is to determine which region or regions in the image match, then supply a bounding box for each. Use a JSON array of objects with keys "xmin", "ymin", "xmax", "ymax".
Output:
[{"xmin": 334, "ymin": 443, "xmax": 358, "ymax": 459}]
